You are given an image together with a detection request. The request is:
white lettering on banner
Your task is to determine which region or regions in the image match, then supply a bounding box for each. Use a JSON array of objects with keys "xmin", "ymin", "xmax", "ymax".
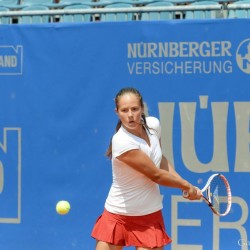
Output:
[
  {"xmin": 127, "ymin": 41, "xmax": 233, "ymax": 75},
  {"xmin": 127, "ymin": 61, "xmax": 233, "ymax": 75},
  {"xmin": 171, "ymin": 195, "xmax": 202, "ymax": 250},
  {"xmin": 179, "ymin": 101, "xmax": 229, "ymax": 173},
  {"xmin": 158, "ymin": 97, "xmax": 250, "ymax": 172},
  {"xmin": 0, "ymin": 45, "xmax": 23, "ymax": 75},
  {"xmin": 213, "ymin": 197, "xmax": 248, "ymax": 250},
  {"xmin": 234, "ymin": 103, "xmax": 250, "ymax": 172},
  {"xmin": 171, "ymin": 196, "xmax": 248, "ymax": 250},
  {"xmin": 127, "ymin": 41, "xmax": 232, "ymax": 58},
  {"xmin": 0, "ymin": 56, "xmax": 17, "ymax": 67},
  {"xmin": 0, "ymin": 128, "xmax": 21, "ymax": 224}
]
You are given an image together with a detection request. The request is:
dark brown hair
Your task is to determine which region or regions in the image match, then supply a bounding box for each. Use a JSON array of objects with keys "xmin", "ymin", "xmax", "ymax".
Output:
[{"xmin": 106, "ymin": 87, "xmax": 148, "ymax": 159}]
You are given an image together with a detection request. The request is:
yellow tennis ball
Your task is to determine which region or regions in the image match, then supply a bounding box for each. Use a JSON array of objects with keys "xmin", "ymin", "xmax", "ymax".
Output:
[{"xmin": 56, "ymin": 200, "xmax": 71, "ymax": 215}]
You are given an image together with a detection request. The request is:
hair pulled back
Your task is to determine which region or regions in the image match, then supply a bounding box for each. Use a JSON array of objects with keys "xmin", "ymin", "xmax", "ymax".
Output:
[{"xmin": 106, "ymin": 87, "xmax": 148, "ymax": 159}]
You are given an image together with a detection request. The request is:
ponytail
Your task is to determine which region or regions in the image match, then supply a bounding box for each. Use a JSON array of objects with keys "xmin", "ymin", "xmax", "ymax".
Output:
[
  {"xmin": 105, "ymin": 87, "xmax": 145, "ymax": 160},
  {"xmin": 106, "ymin": 119, "xmax": 122, "ymax": 159}
]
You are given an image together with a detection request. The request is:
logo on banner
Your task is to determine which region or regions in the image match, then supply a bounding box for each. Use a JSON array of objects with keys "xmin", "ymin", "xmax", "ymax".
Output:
[
  {"xmin": 0, "ymin": 46, "xmax": 23, "ymax": 75},
  {"xmin": 0, "ymin": 128, "xmax": 21, "ymax": 224},
  {"xmin": 236, "ymin": 39, "xmax": 250, "ymax": 74},
  {"xmin": 127, "ymin": 41, "xmax": 233, "ymax": 75}
]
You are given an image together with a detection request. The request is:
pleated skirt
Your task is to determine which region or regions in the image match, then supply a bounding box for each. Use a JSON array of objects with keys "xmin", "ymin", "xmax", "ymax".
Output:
[{"xmin": 91, "ymin": 209, "xmax": 172, "ymax": 248}]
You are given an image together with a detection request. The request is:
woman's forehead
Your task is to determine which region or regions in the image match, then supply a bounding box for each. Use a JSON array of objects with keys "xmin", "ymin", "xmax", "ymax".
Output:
[{"xmin": 118, "ymin": 93, "xmax": 140, "ymax": 104}]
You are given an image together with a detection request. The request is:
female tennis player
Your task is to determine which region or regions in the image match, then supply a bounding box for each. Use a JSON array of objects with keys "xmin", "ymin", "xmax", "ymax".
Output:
[{"xmin": 91, "ymin": 87, "xmax": 202, "ymax": 250}]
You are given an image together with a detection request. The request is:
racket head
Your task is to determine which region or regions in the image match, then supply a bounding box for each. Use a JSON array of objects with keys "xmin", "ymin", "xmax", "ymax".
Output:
[{"xmin": 202, "ymin": 173, "xmax": 232, "ymax": 216}]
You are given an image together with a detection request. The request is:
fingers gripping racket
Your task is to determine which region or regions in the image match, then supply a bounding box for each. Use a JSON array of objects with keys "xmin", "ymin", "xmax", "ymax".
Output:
[{"xmin": 183, "ymin": 174, "xmax": 232, "ymax": 216}]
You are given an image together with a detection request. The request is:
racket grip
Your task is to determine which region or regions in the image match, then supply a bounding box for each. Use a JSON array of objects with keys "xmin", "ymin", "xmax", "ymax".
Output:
[{"xmin": 183, "ymin": 190, "xmax": 189, "ymax": 198}]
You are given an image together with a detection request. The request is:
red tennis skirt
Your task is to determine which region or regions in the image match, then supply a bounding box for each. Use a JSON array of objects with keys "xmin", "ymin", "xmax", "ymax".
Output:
[{"xmin": 91, "ymin": 209, "xmax": 172, "ymax": 248}]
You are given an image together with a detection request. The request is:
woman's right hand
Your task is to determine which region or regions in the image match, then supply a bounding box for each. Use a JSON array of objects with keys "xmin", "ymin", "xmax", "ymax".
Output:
[{"xmin": 183, "ymin": 186, "xmax": 202, "ymax": 200}]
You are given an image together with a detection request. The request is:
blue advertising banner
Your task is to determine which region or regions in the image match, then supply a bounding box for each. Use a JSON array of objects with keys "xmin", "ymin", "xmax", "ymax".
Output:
[{"xmin": 0, "ymin": 19, "xmax": 249, "ymax": 249}]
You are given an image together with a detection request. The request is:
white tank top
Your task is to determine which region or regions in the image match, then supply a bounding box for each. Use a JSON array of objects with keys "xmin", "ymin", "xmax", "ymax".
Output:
[{"xmin": 105, "ymin": 117, "xmax": 163, "ymax": 216}]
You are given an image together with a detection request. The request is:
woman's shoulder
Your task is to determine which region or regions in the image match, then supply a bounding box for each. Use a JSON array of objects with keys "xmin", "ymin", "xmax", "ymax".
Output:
[
  {"xmin": 112, "ymin": 126, "xmax": 132, "ymax": 142},
  {"xmin": 146, "ymin": 116, "xmax": 161, "ymax": 138},
  {"xmin": 146, "ymin": 116, "xmax": 160, "ymax": 129},
  {"xmin": 112, "ymin": 126, "xmax": 140, "ymax": 155}
]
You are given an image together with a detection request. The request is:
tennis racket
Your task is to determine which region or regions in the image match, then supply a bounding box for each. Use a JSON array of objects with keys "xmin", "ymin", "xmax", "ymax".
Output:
[{"xmin": 183, "ymin": 173, "xmax": 232, "ymax": 216}]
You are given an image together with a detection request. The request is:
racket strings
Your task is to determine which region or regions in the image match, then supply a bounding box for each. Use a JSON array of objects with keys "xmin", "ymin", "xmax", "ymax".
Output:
[{"xmin": 209, "ymin": 176, "xmax": 230, "ymax": 215}]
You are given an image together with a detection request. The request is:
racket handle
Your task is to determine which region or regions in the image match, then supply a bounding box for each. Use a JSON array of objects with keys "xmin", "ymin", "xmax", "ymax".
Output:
[{"xmin": 183, "ymin": 190, "xmax": 189, "ymax": 198}]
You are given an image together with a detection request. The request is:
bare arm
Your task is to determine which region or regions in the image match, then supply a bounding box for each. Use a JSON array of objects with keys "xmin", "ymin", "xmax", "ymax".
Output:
[
  {"xmin": 117, "ymin": 149, "xmax": 197, "ymax": 195},
  {"xmin": 160, "ymin": 154, "xmax": 201, "ymax": 200},
  {"xmin": 157, "ymin": 136, "xmax": 201, "ymax": 199},
  {"xmin": 160, "ymin": 155, "xmax": 182, "ymax": 178}
]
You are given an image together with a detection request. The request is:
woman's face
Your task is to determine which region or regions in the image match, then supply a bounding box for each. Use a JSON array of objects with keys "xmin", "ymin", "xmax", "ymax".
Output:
[{"xmin": 116, "ymin": 93, "xmax": 143, "ymax": 133}]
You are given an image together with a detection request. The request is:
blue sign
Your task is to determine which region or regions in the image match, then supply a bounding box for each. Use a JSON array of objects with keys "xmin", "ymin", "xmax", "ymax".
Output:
[{"xmin": 0, "ymin": 19, "xmax": 249, "ymax": 249}]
